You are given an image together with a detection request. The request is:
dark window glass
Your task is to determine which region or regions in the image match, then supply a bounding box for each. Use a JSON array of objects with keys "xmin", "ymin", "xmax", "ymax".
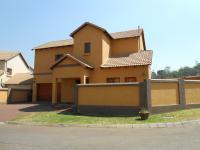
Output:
[
  {"xmin": 86, "ymin": 78, "xmax": 89, "ymax": 84},
  {"xmin": 7, "ymin": 68, "xmax": 12, "ymax": 75},
  {"xmin": 125, "ymin": 77, "xmax": 137, "ymax": 82},
  {"xmin": 106, "ymin": 78, "xmax": 120, "ymax": 83},
  {"xmin": 55, "ymin": 54, "xmax": 64, "ymax": 61},
  {"xmin": 84, "ymin": 42, "xmax": 91, "ymax": 53}
]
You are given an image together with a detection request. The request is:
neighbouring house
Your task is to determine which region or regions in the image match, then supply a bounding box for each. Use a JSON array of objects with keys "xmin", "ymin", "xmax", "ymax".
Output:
[
  {"xmin": 32, "ymin": 22, "xmax": 153, "ymax": 104},
  {"xmin": 0, "ymin": 73, "xmax": 33, "ymax": 104},
  {"xmin": 4, "ymin": 73, "xmax": 33, "ymax": 89},
  {"xmin": 0, "ymin": 51, "xmax": 33, "ymax": 88}
]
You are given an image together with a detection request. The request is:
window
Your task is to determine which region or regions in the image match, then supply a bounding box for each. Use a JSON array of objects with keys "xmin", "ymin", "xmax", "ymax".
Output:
[
  {"xmin": 75, "ymin": 79, "xmax": 81, "ymax": 84},
  {"xmin": 106, "ymin": 77, "xmax": 120, "ymax": 83},
  {"xmin": 86, "ymin": 78, "xmax": 90, "ymax": 84},
  {"xmin": 125, "ymin": 77, "xmax": 137, "ymax": 82},
  {"xmin": 84, "ymin": 42, "xmax": 91, "ymax": 53},
  {"xmin": 55, "ymin": 54, "xmax": 64, "ymax": 61},
  {"xmin": 7, "ymin": 68, "xmax": 12, "ymax": 75}
]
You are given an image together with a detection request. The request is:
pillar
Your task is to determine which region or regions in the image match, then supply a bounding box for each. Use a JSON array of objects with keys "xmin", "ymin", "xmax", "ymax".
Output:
[
  {"xmin": 81, "ymin": 75, "xmax": 87, "ymax": 84},
  {"xmin": 32, "ymin": 82, "xmax": 37, "ymax": 103},
  {"xmin": 52, "ymin": 79, "xmax": 57, "ymax": 104}
]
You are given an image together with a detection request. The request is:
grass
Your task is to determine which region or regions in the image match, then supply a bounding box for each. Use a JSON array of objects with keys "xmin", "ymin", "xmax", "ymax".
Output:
[{"xmin": 13, "ymin": 108, "xmax": 200, "ymax": 125}]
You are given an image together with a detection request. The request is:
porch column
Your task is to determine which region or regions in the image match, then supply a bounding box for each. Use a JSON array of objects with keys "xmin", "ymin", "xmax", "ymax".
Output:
[
  {"xmin": 32, "ymin": 81, "xmax": 37, "ymax": 103},
  {"xmin": 52, "ymin": 78, "xmax": 57, "ymax": 104},
  {"xmin": 81, "ymin": 75, "xmax": 87, "ymax": 84}
]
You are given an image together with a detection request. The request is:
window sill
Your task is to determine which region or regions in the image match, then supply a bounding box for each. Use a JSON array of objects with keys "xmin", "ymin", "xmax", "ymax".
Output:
[{"xmin": 84, "ymin": 53, "xmax": 91, "ymax": 56}]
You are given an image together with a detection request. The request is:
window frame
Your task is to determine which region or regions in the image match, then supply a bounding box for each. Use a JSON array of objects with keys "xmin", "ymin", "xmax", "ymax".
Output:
[
  {"xmin": 7, "ymin": 68, "xmax": 12, "ymax": 76},
  {"xmin": 124, "ymin": 77, "xmax": 137, "ymax": 82},
  {"xmin": 55, "ymin": 54, "xmax": 64, "ymax": 62},
  {"xmin": 106, "ymin": 77, "xmax": 120, "ymax": 83},
  {"xmin": 84, "ymin": 42, "xmax": 91, "ymax": 54}
]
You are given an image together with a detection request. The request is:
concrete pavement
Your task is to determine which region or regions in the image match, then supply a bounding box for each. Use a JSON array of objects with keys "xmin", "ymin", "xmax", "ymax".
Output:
[{"xmin": 0, "ymin": 124, "xmax": 200, "ymax": 150}]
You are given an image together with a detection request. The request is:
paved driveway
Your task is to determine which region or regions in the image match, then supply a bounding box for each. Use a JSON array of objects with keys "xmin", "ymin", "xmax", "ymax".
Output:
[
  {"xmin": 0, "ymin": 103, "xmax": 54, "ymax": 121},
  {"xmin": 0, "ymin": 124, "xmax": 200, "ymax": 150}
]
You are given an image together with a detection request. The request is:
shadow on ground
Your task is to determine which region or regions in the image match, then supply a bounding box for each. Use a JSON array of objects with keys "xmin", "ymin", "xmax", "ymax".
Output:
[
  {"xmin": 58, "ymin": 109, "xmax": 138, "ymax": 117},
  {"xmin": 19, "ymin": 102, "xmax": 56, "ymax": 112}
]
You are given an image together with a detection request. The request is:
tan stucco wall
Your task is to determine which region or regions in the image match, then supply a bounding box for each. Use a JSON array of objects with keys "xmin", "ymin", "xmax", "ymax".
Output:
[
  {"xmin": 78, "ymin": 85, "xmax": 140, "ymax": 106},
  {"xmin": 34, "ymin": 74, "xmax": 52, "ymax": 83},
  {"xmin": 90, "ymin": 66, "xmax": 149, "ymax": 83},
  {"xmin": 102, "ymin": 34, "xmax": 111, "ymax": 64},
  {"xmin": 53, "ymin": 66, "xmax": 90, "ymax": 79},
  {"xmin": 151, "ymin": 82, "xmax": 180, "ymax": 106},
  {"xmin": 111, "ymin": 37, "xmax": 140, "ymax": 56},
  {"xmin": 73, "ymin": 25, "xmax": 105, "ymax": 67},
  {"xmin": 185, "ymin": 83, "xmax": 200, "ymax": 104},
  {"xmin": 0, "ymin": 89, "xmax": 8, "ymax": 104},
  {"xmin": 34, "ymin": 45, "xmax": 73, "ymax": 73}
]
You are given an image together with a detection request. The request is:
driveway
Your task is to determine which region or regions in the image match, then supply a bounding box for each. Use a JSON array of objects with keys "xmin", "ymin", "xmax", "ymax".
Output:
[
  {"xmin": 0, "ymin": 103, "xmax": 54, "ymax": 122},
  {"xmin": 0, "ymin": 124, "xmax": 200, "ymax": 150}
]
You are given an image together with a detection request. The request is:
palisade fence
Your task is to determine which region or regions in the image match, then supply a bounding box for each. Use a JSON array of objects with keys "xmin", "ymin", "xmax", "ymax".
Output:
[
  {"xmin": 74, "ymin": 79, "xmax": 200, "ymax": 115},
  {"xmin": 0, "ymin": 88, "xmax": 32, "ymax": 104}
]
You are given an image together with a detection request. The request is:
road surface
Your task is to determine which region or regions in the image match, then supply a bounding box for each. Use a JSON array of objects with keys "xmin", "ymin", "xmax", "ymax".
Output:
[{"xmin": 0, "ymin": 124, "xmax": 199, "ymax": 150}]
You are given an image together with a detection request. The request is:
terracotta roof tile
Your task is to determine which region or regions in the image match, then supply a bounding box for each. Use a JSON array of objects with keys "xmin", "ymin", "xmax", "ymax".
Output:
[
  {"xmin": 110, "ymin": 29, "xmax": 143, "ymax": 39},
  {"xmin": 101, "ymin": 50, "xmax": 152, "ymax": 68},
  {"xmin": 34, "ymin": 23, "xmax": 144, "ymax": 50},
  {"xmin": 4, "ymin": 73, "xmax": 33, "ymax": 85},
  {"xmin": 50, "ymin": 54, "xmax": 94, "ymax": 69},
  {"xmin": 0, "ymin": 51, "xmax": 19, "ymax": 61},
  {"xmin": 34, "ymin": 39, "xmax": 73, "ymax": 50}
]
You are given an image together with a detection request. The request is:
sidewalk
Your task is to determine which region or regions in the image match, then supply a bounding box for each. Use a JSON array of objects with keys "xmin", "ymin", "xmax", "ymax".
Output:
[{"xmin": 2, "ymin": 119, "xmax": 200, "ymax": 128}]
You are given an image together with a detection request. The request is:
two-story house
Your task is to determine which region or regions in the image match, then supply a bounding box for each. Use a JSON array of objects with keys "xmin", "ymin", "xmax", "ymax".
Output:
[
  {"xmin": 0, "ymin": 51, "xmax": 32, "ymax": 88},
  {"xmin": 32, "ymin": 22, "xmax": 153, "ymax": 104}
]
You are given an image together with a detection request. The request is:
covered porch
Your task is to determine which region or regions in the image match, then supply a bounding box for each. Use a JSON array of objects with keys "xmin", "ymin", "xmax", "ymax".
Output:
[{"xmin": 51, "ymin": 54, "xmax": 93, "ymax": 104}]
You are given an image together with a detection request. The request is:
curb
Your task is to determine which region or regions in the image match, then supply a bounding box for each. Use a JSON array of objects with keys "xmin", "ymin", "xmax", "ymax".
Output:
[{"xmin": 3, "ymin": 120, "xmax": 200, "ymax": 128}]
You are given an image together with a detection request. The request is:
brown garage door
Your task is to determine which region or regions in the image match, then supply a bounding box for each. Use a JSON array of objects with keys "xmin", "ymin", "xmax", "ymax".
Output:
[{"xmin": 37, "ymin": 83, "xmax": 52, "ymax": 101}]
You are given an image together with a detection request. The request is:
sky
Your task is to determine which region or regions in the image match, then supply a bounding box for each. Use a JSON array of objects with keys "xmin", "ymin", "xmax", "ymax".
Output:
[{"xmin": 0, "ymin": 0, "xmax": 200, "ymax": 71}]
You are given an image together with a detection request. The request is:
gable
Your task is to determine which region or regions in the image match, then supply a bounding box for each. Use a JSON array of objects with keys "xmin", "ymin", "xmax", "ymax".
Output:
[
  {"xmin": 50, "ymin": 54, "xmax": 93, "ymax": 69},
  {"xmin": 58, "ymin": 57, "xmax": 80, "ymax": 66},
  {"xmin": 70, "ymin": 22, "xmax": 112, "ymax": 39}
]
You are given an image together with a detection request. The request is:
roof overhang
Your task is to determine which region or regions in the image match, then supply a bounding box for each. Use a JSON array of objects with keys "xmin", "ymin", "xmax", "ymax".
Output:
[
  {"xmin": 70, "ymin": 22, "xmax": 113, "ymax": 39},
  {"xmin": 50, "ymin": 54, "xmax": 94, "ymax": 70}
]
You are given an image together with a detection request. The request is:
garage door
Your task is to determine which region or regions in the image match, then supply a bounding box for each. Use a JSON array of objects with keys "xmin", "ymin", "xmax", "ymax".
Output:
[{"xmin": 37, "ymin": 83, "xmax": 52, "ymax": 101}]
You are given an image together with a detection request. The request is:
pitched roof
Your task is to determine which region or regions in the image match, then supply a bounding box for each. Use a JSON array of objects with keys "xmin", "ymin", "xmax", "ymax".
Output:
[
  {"xmin": 0, "ymin": 70, "xmax": 4, "ymax": 76},
  {"xmin": 34, "ymin": 39, "xmax": 73, "ymax": 50},
  {"xmin": 70, "ymin": 22, "xmax": 112, "ymax": 39},
  {"xmin": 50, "ymin": 54, "xmax": 94, "ymax": 69},
  {"xmin": 110, "ymin": 29, "xmax": 143, "ymax": 39},
  {"xmin": 34, "ymin": 22, "xmax": 144, "ymax": 50},
  {"xmin": 0, "ymin": 51, "xmax": 19, "ymax": 61},
  {"xmin": 4, "ymin": 73, "xmax": 33, "ymax": 85},
  {"xmin": 101, "ymin": 50, "xmax": 153, "ymax": 68}
]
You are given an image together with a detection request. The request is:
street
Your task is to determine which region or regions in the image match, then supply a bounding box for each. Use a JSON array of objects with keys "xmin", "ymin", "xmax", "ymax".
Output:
[{"xmin": 0, "ymin": 124, "xmax": 199, "ymax": 150}]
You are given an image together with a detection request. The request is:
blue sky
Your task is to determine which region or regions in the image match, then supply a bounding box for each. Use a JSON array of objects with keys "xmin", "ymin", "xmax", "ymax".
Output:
[{"xmin": 0, "ymin": 0, "xmax": 200, "ymax": 71}]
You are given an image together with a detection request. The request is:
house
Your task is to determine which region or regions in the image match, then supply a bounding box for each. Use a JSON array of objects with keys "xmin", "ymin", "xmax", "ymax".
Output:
[
  {"xmin": 4, "ymin": 73, "xmax": 33, "ymax": 89},
  {"xmin": 0, "ymin": 51, "xmax": 32, "ymax": 88},
  {"xmin": 32, "ymin": 22, "xmax": 153, "ymax": 104}
]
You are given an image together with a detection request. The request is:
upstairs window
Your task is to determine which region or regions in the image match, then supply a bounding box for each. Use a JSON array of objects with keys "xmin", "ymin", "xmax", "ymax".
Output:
[
  {"xmin": 84, "ymin": 42, "xmax": 91, "ymax": 54},
  {"xmin": 55, "ymin": 54, "xmax": 64, "ymax": 61},
  {"xmin": 7, "ymin": 68, "xmax": 12, "ymax": 75},
  {"xmin": 106, "ymin": 77, "xmax": 120, "ymax": 83},
  {"xmin": 125, "ymin": 77, "xmax": 137, "ymax": 82}
]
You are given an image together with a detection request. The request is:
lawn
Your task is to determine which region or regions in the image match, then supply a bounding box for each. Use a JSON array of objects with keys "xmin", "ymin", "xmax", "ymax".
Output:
[{"xmin": 13, "ymin": 108, "xmax": 200, "ymax": 125}]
